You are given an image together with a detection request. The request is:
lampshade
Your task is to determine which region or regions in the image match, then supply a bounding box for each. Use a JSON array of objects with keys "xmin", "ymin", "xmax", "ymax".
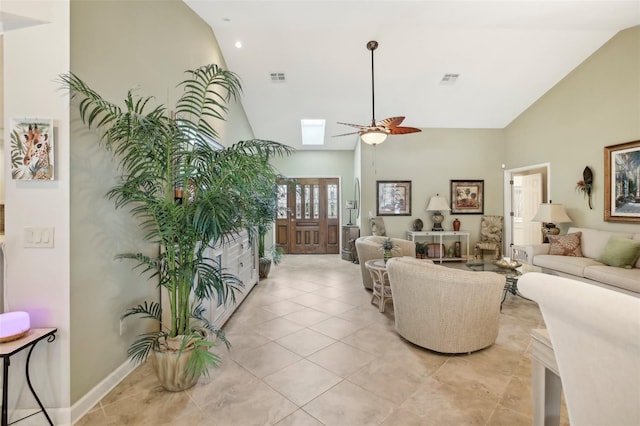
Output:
[
  {"xmin": 360, "ymin": 129, "xmax": 388, "ymax": 145},
  {"xmin": 345, "ymin": 200, "xmax": 355, "ymax": 209},
  {"xmin": 426, "ymin": 194, "xmax": 451, "ymax": 212},
  {"xmin": 532, "ymin": 203, "xmax": 572, "ymax": 223}
]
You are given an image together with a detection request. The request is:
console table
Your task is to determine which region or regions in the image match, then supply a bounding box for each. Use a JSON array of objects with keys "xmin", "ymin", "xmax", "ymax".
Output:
[
  {"xmin": 1, "ymin": 328, "xmax": 57, "ymax": 426},
  {"xmin": 406, "ymin": 230, "xmax": 470, "ymax": 263}
]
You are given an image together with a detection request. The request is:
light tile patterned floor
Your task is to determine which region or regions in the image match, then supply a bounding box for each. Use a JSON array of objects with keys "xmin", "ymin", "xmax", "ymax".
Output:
[{"xmin": 77, "ymin": 255, "xmax": 568, "ymax": 425}]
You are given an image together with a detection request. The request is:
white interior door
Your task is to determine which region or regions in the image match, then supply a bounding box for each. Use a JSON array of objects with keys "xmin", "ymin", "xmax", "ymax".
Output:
[
  {"xmin": 513, "ymin": 173, "xmax": 543, "ymax": 246},
  {"xmin": 504, "ymin": 164, "xmax": 549, "ymax": 253}
]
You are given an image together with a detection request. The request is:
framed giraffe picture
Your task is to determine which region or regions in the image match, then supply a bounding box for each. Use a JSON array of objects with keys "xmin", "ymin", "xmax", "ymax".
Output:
[{"xmin": 10, "ymin": 118, "xmax": 55, "ymax": 180}]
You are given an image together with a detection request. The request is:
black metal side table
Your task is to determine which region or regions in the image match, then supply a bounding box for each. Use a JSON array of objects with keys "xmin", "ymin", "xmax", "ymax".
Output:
[
  {"xmin": 1, "ymin": 328, "xmax": 57, "ymax": 426},
  {"xmin": 465, "ymin": 261, "xmax": 532, "ymax": 310}
]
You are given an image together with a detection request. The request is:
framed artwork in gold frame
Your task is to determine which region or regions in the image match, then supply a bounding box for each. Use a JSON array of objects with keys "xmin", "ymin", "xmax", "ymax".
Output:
[{"xmin": 604, "ymin": 140, "xmax": 640, "ymax": 223}]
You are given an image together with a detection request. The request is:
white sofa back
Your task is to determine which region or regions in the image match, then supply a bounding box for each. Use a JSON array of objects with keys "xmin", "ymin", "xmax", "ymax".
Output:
[{"xmin": 568, "ymin": 227, "xmax": 640, "ymax": 268}]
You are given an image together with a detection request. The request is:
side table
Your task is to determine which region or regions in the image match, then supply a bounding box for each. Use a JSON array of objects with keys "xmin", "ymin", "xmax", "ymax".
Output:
[
  {"xmin": 365, "ymin": 259, "xmax": 392, "ymax": 312},
  {"xmin": 530, "ymin": 328, "xmax": 562, "ymax": 426},
  {"xmin": 1, "ymin": 328, "xmax": 57, "ymax": 426}
]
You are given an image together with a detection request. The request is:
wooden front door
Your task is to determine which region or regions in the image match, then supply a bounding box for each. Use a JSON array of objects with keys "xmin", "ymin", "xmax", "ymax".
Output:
[{"xmin": 276, "ymin": 178, "xmax": 340, "ymax": 254}]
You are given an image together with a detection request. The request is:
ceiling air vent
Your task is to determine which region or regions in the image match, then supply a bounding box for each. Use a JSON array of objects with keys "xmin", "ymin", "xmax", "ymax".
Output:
[
  {"xmin": 270, "ymin": 73, "xmax": 286, "ymax": 83},
  {"xmin": 440, "ymin": 74, "xmax": 460, "ymax": 85}
]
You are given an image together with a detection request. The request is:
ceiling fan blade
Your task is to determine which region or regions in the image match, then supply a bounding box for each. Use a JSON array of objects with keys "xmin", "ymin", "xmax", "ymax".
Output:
[
  {"xmin": 376, "ymin": 116, "xmax": 405, "ymax": 128},
  {"xmin": 389, "ymin": 126, "xmax": 422, "ymax": 135},
  {"xmin": 332, "ymin": 131, "xmax": 361, "ymax": 137},
  {"xmin": 337, "ymin": 121, "xmax": 367, "ymax": 129}
]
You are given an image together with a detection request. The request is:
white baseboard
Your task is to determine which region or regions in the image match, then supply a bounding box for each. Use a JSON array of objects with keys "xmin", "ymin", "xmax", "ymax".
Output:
[{"xmin": 70, "ymin": 359, "xmax": 137, "ymax": 425}]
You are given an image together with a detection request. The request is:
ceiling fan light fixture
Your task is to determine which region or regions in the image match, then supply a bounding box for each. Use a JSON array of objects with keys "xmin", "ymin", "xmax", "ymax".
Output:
[
  {"xmin": 360, "ymin": 129, "xmax": 388, "ymax": 145},
  {"xmin": 335, "ymin": 40, "xmax": 421, "ymax": 142}
]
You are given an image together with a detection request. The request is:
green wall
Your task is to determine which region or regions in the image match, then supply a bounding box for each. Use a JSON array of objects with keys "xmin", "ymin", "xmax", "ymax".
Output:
[
  {"xmin": 505, "ymin": 25, "xmax": 640, "ymax": 232},
  {"xmin": 271, "ymin": 149, "xmax": 357, "ymax": 217},
  {"xmin": 69, "ymin": 0, "xmax": 253, "ymax": 403},
  {"xmin": 273, "ymin": 129, "xmax": 506, "ymax": 246},
  {"xmin": 359, "ymin": 129, "xmax": 506, "ymax": 242}
]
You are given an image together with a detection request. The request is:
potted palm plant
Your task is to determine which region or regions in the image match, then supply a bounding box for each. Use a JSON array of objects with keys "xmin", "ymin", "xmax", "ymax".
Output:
[
  {"xmin": 251, "ymin": 180, "xmax": 287, "ymax": 279},
  {"xmin": 258, "ymin": 227, "xmax": 284, "ymax": 279},
  {"xmin": 62, "ymin": 64, "xmax": 292, "ymax": 391}
]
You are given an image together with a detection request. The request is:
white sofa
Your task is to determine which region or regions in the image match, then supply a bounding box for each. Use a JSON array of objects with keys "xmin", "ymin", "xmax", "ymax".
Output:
[
  {"xmin": 519, "ymin": 273, "xmax": 640, "ymax": 425},
  {"xmin": 516, "ymin": 227, "xmax": 640, "ymax": 295}
]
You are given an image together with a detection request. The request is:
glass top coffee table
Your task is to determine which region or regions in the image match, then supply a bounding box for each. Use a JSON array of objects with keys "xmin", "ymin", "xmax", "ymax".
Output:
[{"xmin": 466, "ymin": 260, "xmax": 533, "ymax": 309}]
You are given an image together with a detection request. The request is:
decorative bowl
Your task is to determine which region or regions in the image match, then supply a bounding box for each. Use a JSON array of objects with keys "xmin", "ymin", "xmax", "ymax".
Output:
[{"xmin": 493, "ymin": 259, "xmax": 522, "ymax": 270}]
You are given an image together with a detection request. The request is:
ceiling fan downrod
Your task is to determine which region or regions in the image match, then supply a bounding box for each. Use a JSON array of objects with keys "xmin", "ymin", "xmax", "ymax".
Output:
[{"xmin": 367, "ymin": 40, "xmax": 378, "ymax": 127}]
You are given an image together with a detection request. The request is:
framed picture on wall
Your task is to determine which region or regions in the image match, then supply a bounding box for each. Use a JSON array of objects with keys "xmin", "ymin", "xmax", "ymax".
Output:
[
  {"xmin": 450, "ymin": 180, "xmax": 484, "ymax": 214},
  {"xmin": 10, "ymin": 118, "xmax": 55, "ymax": 180},
  {"xmin": 376, "ymin": 180, "xmax": 412, "ymax": 216},
  {"xmin": 604, "ymin": 140, "xmax": 640, "ymax": 223}
]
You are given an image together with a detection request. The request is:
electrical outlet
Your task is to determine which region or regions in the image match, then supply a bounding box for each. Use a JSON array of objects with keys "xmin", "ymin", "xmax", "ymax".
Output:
[{"xmin": 119, "ymin": 319, "xmax": 127, "ymax": 336}]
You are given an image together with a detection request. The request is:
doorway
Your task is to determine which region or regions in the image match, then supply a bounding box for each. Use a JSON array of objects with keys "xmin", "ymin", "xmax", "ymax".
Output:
[
  {"xmin": 275, "ymin": 178, "xmax": 340, "ymax": 254},
  {"xmin": 503, "ymin": 164, "xmax": 550, "ymax": 252}
]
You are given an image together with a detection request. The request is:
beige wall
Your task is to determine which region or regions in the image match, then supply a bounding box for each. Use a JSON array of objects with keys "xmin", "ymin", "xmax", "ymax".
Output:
[
  {"xmin": 505, "ymin": 25, "xmax": 640, "ymax": 233},
  {"xmin": 69, "ymin": 0, "xmax": 253, "ymax": 407}
]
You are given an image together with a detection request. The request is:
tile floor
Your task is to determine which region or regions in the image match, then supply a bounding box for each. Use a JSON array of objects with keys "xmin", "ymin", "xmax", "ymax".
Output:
[{"xmin": 77, "ymin": 255, "xmax": 568, "ymax": 425}]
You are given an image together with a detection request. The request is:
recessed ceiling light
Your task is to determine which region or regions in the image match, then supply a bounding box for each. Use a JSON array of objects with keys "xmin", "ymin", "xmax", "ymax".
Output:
[
  {"xmin": 235, "ymin": 41, "xmax": 242, "ymax": 49},
  {"xmin": 222, "ymin": 17, "xmax": 231, "ymax": 22}
]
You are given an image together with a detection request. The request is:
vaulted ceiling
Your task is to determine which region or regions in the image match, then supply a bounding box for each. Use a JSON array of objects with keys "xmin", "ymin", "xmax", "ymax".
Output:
[{"xmin": 185, "ymin": 1, "xmax": 640, "ymax": 150}]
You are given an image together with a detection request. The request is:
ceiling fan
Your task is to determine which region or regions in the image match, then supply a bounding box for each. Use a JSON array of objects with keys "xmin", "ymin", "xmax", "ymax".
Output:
[{"xmin": 336, "ymin": 40, "xmax": 421, "ymax": 145}]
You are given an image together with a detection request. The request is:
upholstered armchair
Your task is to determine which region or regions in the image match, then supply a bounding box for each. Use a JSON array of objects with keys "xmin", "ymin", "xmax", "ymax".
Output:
[
  {"xmin": 355, "ymin": 236, "xmax": 416, "ymax": 290},
  {"xmin": 518, "ymin": 273, "xmax": 640, "ymax": 425},
  {"xmin": 386, "ymin": 256, "xmax": 504, "ymax": 353},
  {"xmin": 474, "ymin": 215, "xmax": 503, "ymax": 259}
]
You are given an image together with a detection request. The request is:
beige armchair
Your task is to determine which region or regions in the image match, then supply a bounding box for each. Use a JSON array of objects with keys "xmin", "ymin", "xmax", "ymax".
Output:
[
  {"xmin": 355, "ymin": 236, "xmax": 416, "ymax": 290},
  {"xmin": 474, "ymin": 215, "xmax": 503, "ymax": 259},
  {"xmin": 519, "ymin": 273, "xmax": 640, "ymax": 425},
  {"xmin": 386, "ymin": 256, "xmax": 504, "ymax": 353}
]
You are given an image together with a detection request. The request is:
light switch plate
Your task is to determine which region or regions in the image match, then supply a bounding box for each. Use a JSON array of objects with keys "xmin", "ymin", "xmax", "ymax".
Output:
[{"xmin": 24, "ymin": 227, "xmax": 54, "ymax": 248}]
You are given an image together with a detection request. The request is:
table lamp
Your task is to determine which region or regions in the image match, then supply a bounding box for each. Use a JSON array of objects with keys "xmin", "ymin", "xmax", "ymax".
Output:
[
  {"xmin": 426, "ymin": 194, "xmax": 450, "ymax": 231},
  {"xmin": 532, "ymin": 202, "xmax": 572, "ymax": 243},
  {"xmin": 345, "ymin": 200, "xmax": 356, "ymax": 225}
]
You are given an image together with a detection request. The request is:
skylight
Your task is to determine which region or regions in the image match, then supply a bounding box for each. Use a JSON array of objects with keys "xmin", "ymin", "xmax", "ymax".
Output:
[{"xmin": 301, "ymin": 119, "xmax": 325, "ymax": 145}]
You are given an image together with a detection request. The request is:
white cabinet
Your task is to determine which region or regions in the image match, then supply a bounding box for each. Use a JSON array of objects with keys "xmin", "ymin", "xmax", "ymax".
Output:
[
  {"xmin": 162, "ymin": 229, "xmax": 258, "ymax": 330},
  {"xmin": 208, "ymin": 230, "xmax": 258, "ymax": 328},
  {"xmin": 406, "ymin": 230, "xmax": 470, "ymax": 263}
]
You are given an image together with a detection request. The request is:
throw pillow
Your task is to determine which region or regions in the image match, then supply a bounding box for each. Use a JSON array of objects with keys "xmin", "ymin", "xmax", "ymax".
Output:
[
  {"xmin": 597, "ymin": 236, "xmax": 640, "ymax": 268},
  {"xmin": 548, "ymin": 232, "xmax": 583, "ymax": 257}
]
